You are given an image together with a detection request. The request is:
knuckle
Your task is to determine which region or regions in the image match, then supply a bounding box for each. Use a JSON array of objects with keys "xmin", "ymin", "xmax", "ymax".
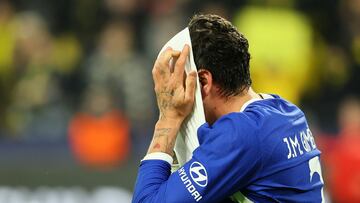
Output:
[
  {"xmin": 176, "ymin": 58, "xmax": 185, "ymax": 67},
  {"xmin": 159, "ymin": 59, "xmax": 168, "ymax": 67},
  {"xmin": 154, "ymin": 85, "xmax": 161, "ymax": 92},
  {"xmin": 152, "ymin": 68, "xmax": 157, "ymax": 75},
  {"xmin": 164, "ymin": 49, "xmax": 172, "ymax": 55},
  {"xmin": 160, "ymin": 51, "xmax": 170, "ymax": 60},
  {"xmin": 159, "ymin": 50, "xmax": 168, "ymax": 58}
]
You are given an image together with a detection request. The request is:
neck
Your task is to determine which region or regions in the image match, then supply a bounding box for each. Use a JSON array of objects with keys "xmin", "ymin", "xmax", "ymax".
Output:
[{"xmin": 208, "ymin": 88, "xmax": 261, "ymax": 124}]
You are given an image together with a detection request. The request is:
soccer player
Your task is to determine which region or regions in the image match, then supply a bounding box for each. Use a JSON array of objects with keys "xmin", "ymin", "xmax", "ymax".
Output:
[{"xmin": 132, "ymin": 14, "xmax": 324, "ymax": 203}]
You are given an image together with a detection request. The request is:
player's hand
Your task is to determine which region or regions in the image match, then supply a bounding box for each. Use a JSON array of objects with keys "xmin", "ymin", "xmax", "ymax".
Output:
[{"xmin": 152, "ymin": 45, "xmax": 197, "ymax": 122}]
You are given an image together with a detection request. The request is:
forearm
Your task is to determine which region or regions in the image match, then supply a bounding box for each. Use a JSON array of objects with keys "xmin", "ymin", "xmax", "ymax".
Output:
[
  {"xmin": 133, "ymin": 118, "xmax": 184, "ymax": 203},
  {"xmin": 147, "ymin": 118, "xmax": 183, "ymax": 156},
  {"xmin": 133, "ymin": 45, "xmax": 197, "ymax": 203}
]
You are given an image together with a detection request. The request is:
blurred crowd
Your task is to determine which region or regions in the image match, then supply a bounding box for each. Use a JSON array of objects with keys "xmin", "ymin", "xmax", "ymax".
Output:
[
  {"xmin": 0, "ymin": 186, "xmax": 132, "ymax": 203},
  {"xmin": 0, "ymin": 0, "xmax": 360, "ymax": 201}
]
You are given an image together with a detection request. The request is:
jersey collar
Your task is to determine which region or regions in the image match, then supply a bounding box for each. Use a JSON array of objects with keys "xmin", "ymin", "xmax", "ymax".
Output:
[{"xmin": 240, "ymin": 93, "xmax": 274, "ymax": 112}]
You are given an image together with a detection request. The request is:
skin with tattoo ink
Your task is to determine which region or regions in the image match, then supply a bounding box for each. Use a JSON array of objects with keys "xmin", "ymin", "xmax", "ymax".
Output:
[{"xmin": 147, "ymin": 45, "xmax": 197, "ymax": 156}]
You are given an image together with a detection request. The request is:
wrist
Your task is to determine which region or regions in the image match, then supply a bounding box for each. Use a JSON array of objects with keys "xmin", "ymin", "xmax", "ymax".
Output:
[
  {"xmin": 147, "ymin": 118, "xmax": 182, "ymax": 156},
  {"xmin": 156, "ymin": 117, "xmax": 183, "ymax": 129}
]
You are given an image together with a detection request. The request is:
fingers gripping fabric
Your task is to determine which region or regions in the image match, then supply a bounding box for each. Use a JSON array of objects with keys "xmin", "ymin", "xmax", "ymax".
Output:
[{"xmin": 157, "ymin": 28, "xmax": 206, "ymax": 166}]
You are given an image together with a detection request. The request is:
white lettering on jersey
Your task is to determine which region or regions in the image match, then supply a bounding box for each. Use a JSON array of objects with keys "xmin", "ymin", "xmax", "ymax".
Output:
[
  {"xmin": 283, "ymin": 128, "xmax": 317, "ymax": 159},
  {"xmin": 289, "ymin": 135, "xmax": 303, "ymax": 157},
  {"xmin": 283, "ymin": 138, "xmax": 292, "ymax": 159},
  {"xmin": 178, "ymin": 167, "xmax": 203, "ymax": 202}
]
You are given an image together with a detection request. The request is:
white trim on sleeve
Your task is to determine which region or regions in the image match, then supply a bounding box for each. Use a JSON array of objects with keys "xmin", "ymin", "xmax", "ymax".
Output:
[{"xmin": 142, "ymin": 152, "xmax": 174, "ymax": 165}]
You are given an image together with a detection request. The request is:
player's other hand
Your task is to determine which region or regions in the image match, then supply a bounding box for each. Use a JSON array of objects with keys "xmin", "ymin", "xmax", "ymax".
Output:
[{"xmin": 152, "ymin": 45, "xmax": 197, "ymax": 122}]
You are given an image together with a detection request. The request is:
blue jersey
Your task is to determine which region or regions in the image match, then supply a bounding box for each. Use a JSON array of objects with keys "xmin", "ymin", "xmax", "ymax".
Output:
[{"xmin": 133, "ymin": 95, "xmax": 324, "ymax": 203}]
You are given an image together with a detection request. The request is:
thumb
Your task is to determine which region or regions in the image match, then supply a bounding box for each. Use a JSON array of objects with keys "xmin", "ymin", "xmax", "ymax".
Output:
[{"xmin": 185, "ymin": 71, "xmax": 197, "ymax": 103}]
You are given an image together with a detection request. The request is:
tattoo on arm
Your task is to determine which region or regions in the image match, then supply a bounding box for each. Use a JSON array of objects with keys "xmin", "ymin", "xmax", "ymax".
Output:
[
  {"xmin": 151, "ymin": 128, "xmax": 172, "ymax": 152},
  {"xmin": 147, "ymin": 120, "xmax": 181, "ymax": 155},
  {"xmin": 153, "ymin": 143, "xmax": 161, "ymax": 149},
  {"xmin": 154, "ymin": 128, "xmax": 171, "ymax": 138},
  {"xmin": 156, "ymin": 90, "xmax": 175, "ymax": 119}
]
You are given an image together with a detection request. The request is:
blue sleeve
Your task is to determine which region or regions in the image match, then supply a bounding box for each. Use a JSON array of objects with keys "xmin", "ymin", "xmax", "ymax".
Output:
[{"xmin": 132, "ymin": 114, "xmax": 262, "ymax": 203}]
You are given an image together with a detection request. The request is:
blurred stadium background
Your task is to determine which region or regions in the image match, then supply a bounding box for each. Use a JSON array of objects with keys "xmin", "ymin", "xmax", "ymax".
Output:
[{"xmin": 0, "ymin": 0, "xmax": 359, "ymax": 202}]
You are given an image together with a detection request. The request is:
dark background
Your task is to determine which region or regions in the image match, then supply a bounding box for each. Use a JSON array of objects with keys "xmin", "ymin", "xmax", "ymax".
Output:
[{"xmin": 0, "ymin": 0, "xmax": 359, "ymax": 202}]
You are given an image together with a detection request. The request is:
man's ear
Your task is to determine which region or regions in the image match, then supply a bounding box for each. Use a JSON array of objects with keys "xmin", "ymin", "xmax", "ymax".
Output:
[{"xmin": 197, "ymin": 69, "xmax": 213, "ymax": 99}]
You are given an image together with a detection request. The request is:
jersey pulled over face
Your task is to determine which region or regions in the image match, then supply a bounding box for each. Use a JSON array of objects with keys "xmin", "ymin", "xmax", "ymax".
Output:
[{"xmin": 133, "ymin": 95, "xmax": 324, "ymax": 203}]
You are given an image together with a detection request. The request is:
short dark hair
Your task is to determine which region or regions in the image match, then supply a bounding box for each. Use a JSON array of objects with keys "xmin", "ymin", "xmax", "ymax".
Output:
[{"xmin": 188, "ymin": 14, "xmax": 251, "ymax": 97}]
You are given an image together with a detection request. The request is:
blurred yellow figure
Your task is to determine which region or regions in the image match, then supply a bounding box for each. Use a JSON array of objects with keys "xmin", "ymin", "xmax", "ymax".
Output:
[
  {"xmin": 0, "ymin": 1, "xmax": 16, "ymax": 72},
  {"xmin": 234, "ymin": 6, "xmax": 313, "ymax": 104}
]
